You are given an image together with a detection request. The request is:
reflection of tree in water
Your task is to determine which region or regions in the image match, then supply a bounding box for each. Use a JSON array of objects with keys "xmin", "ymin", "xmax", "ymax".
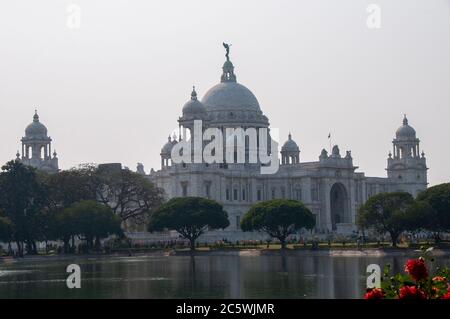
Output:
[
  {"xmin": 189, "ymin": 255, "xmax": 196, "ymax": 291},
  {"xmin": 3, "ymin": 255, "xmax": 449, "ymax": 298},
  {"xmin": 240, "ymin": 255, "xmax": 315, "ymax": 298}
]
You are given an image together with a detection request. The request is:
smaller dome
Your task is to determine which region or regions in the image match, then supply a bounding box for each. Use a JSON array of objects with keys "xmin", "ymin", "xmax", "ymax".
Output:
[
  {"xmin": 396, "ymin": 115, "xmax": 416, "ymax": 139},
  {"xmin": 281, "ymin": 133, "xmax": 299, "ymax": 151},
  {"xmin": 182, "ymin": 86, "xmax": 206, "ymax": 117},
  {"xmin": 161, "ymin": 135, "xmax": 177, "ymax": 155},
  {"xmin": 223, "ymin": 60, "xmax": 234, "ymax": 70},
  {"xmin": 25, "ymin": 111, "xmax": 48, "ymax": 138}
]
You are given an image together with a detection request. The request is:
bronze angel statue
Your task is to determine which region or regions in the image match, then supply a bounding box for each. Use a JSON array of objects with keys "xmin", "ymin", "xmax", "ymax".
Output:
[{"xmin": 223, "ymin": 42, "xmax": 231, "ymax": 60}]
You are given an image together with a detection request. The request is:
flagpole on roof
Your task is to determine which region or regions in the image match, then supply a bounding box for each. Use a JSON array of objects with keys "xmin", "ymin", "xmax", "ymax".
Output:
[{"xmin": 328, "ymin": 133, "xmax": 332, "ymax": 154}]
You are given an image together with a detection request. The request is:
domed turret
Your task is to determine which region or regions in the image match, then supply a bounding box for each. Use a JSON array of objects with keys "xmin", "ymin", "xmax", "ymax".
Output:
[
  {"xmin": 280, "ymin": 133, "xmax": 300, "ymax": 165},
  {"xmin": 281, "ymin": 133, "xmax": 299, "ymax": 152},
  {"xmin": 182, "ymin": 86, "xmax": 206, "ymax": 118},
  {"xmin": 19, "ymin": 110, "xmax": 58, "ymax": 173},
  {"xmin": 396, "ymin": 115, "xmax": 416, "ymax": 140},
  {"xmin": 387, "ymin": 115, "xmax": 427, "ymax": 196},
  {"xmin": 25, "ymin": 111, "xmax": 48, "ymax": 138},
  {"xmin": 160, "ymin": 135, "xmax": 177, "ymax": 169},
  {"xmin": 161, "ymin": 135, "xmax": 177, "ymax": 155}
]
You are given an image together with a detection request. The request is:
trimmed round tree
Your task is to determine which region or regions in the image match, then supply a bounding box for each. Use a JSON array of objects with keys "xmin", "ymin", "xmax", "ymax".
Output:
[
  {"xmin": 241, "ymin": 199, "xmax": 315, "ymax": 249},
  {"xmin": 60, "ymin": 200, "xmax": 123, "ymax": 251},
  {"xmin": 148, "ymin": 197, "xmax": 229, "ymax": 251},
  {"xmin": 357, "ymin": 192, "xmax": 414, "ymax": 247}
]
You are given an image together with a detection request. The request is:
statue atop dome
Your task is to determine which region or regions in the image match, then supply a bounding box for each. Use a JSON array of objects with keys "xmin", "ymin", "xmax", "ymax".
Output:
[{"xmin": 223, "ymin": 42, "xmax": 231, "ymax": 61}]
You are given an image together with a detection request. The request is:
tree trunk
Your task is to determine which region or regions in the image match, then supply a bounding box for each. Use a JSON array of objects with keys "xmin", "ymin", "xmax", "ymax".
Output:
[
  {"xmin": 71, "ymin": 236, "xmax": 75, "ymax": 253},
  {"xmin": 280, "ymin": 238, "xmax": 287, "ymax": 250},
  {"xmin": 94, "ymin": 237, "xmax": 101, "ymax": 251},
  {"xmin": 433, "ymin": 232, "xmax": 441, "ymax": 244},
  {"xmin": 189, "ymin": 238, "xmax": 196, "ymax": 251},
  {"xmin": 390, "ymin": 233, "xmax": 398, "ymax": 247},
  {"xmin": 16, "ymin": 241, "xmax": 23, "ymax": 257},
  {"xmin": 87, "ymin": 237, "xmax": 93, "ymax": 251},
  {"xmin": 63, "ymin": 238, "xmax": 70, "ymax": 254}
]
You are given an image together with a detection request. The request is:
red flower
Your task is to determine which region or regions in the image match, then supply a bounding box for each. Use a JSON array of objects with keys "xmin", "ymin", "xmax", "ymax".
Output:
[
  {"xmin": 364, "ymin": 288, "xmax": 385, "ymax": 299},
  {"xmin": 442, "ymin": 291, "xmax": 450, "ymax": 299},
  {"xmin": 404, "ymin": 258, "xmax": 429, "ymax": 281},
  {"xmin": 399, "ymin": 286, "xmax": 427, "ymax": 299}
]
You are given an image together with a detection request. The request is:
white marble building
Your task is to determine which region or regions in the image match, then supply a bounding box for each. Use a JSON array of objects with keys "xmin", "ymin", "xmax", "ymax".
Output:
[
  {"xmin": 16, "ymin": 111, "xmax": 59, "ymax": 173},
  {"xmin": 148, "ymin": 50, "xmax": 428, "ymax": 240}
]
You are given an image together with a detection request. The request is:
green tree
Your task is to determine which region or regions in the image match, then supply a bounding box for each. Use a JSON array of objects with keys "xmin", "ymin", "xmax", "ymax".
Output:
[
  {"xmin": 40, "ymin": 168, "xmax": 98, "ymax": 250},
  {"xmin": 148, "ymin": 197, "xmax": 229, "ymax": 251},
  {"xmin": 241, "ymin": 199, "xmax": 315, "ymax": 249},
  {"xmin": 0, "ymin": 215, "xmax": 13, "ymax": 254},
  {"xmin": 61, "ymin": 200, "xmax": 122, "ymax": 251},
  {"xmin": 357, "ymin": 192, "xmax": 414, "ymax": 247},
  {"xmin": 416, "ymin": 183, "xmax": 450, "ymax": 242},
  {"xmin": 0, "ymin": 161, "xmax": 48, "ymax": 255},
  {"xmin": 404, "ymin": 200, "xmax": 433, "ymax": 233},
  {"xmin": 44, "ymin": 168, "xmax": 96, "ymax": 211}
]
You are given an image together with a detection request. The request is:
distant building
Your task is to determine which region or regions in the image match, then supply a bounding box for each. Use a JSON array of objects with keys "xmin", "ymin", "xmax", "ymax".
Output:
[
  {"xmin": 17, "ymin": 111, "xmax": 59, "ymax": 173},
  {"xmin": 148, "ymin": 48, "xmax": 428, "ymax": 240}
]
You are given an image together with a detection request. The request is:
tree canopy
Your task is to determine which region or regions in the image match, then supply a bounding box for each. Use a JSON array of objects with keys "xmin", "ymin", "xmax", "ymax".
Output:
[
  {"xmin": 59, "ymin": 200, "xmax": 123, "ymax": 251},
  {"xmin": 148, "ymin": 197, "xmax": 229, "ymax": 250},
  {"xmin": 357, "ymin": 192, "xmax": 414, "ymax": 247},
  {"xmin": 415, "ymin": 183, "xmax": 450, "ymax": 240},
  {"xmin": 241, "ymin": 199, "xmax": 315, "ymax": 248},
  {"xmin": 0, "ymin": 215, "xmax": 13, "ymax": 244},
  {"xmin": 0, "ymin": 161, "xmax": 48, "ymax": 255},
  {"xmin": 95, "ymin": 167, "xmax": 164, "ymax": 227},
  {"xmin": 0, "ymin": 160, "xmax": 164, "ymax": 255}
]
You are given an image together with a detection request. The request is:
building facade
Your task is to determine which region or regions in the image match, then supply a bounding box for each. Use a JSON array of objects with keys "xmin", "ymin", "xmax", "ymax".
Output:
[
  {"xmin": 12, "ymin": 51, "xmax": 428, "ymax": 241},
  {"xmin": 148, "ymin": 50, "xmax": 428, "ymax": 240}
]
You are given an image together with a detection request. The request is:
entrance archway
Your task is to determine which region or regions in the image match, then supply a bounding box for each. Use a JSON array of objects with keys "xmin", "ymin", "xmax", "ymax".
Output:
[{"xmin": 330, "ymin": 183, "xmax": 349, "ymax": 231}]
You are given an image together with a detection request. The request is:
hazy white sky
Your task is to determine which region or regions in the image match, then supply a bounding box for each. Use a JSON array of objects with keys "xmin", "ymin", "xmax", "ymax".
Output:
[{"xmin": 0, "ymin": 0, "xmax": 449, "ymax": 185}]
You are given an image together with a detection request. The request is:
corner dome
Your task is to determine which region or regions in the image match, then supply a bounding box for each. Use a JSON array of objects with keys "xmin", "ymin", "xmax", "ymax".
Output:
[
  {"xmin": 182, "ymin": 87, "xmax": 206, "ymax": 117},
  {"xmin": 281, "ymin": 133, "xmax": 299, "ymax": 151},
  {"xmin": 161, "ymin": 136, "xmax": 177, "ymax": 155},
  {"xmin": 396, "ymin": 115, "xmax": 416, "ymax": 139},
  {"xmin": 25, "ymin": 111, "xmax": 48, "ymax": 138}
]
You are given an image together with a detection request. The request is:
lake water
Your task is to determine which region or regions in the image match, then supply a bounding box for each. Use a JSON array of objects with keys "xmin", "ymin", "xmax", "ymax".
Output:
[{"xmin": 0, "ymin": 253, "xmax": 448, "ymax": 299}]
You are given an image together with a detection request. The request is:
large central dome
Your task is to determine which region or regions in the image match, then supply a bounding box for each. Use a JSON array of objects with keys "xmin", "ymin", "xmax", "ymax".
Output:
[
  {"xmin": 201, "ymin": 82, "xmax": 261, "ymax": 112},
  {"xmin": 196, "ymin": 57, "xmax": 268, "ymax": 126}
]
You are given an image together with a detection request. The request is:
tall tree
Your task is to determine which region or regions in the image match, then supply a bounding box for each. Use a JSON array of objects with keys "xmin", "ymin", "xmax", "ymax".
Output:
[
  {"xmin": 415, "ymin": 183, "xmax": 450, "ymax": 242},
  {"xmin": 148, "ymin": 197, "xmax": 229, "ymax": 251},
  {"xmin": 95, "ymin": 168, "xmax": 164, "ymax": 227},
  {"xmin": 44, "ymin": 168, "xmax": 96, "ymax": 211},
  {"xmin": 241, "ymin": 199, "xmax": 315, "ymax": 249},
  {"xmin": 357, "ymin": 192, "xmax": 414, "ymax": 247},
  {"xmin": 0, "ymin": 161, "xmax": 48, "ymax": 255}
]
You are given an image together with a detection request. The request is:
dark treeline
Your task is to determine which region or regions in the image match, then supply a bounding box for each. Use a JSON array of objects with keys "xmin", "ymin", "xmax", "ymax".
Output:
[
  {"xmin": 0, "ymin": 160, "xmax": 164, "ymax": 256},
  {"xmin": 357, "ymin": 185, "xmax": 450, "ymax": 247}
]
